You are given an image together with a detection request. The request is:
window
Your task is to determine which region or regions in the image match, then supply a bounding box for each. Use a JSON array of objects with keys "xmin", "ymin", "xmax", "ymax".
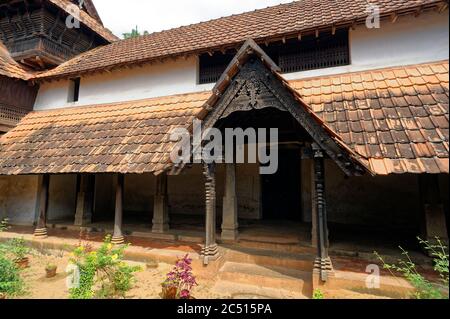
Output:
[
  {"xmin": 198, "ymin": 29, "xmax": 350, "ymax": 84},
  {"xmin": 68, "ymin": 78, "xmax": 80, "ymax": 102},
  {"xmin": 198, "ymin": 52, "xmax": 234, "ymax": 84},
  {"xmin": 277, "ymin": 29, "xmax": 350, "ymax": 73}
]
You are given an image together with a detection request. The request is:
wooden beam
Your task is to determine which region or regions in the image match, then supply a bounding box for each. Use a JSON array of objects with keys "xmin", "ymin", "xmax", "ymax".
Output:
[
  {"xmin": 74, "ymin": 174, "xmax": 95, "ymax": 227},
  {"xmin": 390, "ymin": 12, "xmax": 399, "ymax": 23},
  {"xmin": 414, "ymin": 6, "xmax": 423, "ymax": 17},
  {"xmin": 111, "ymin": 174, "xmax": 125, "ymax": 244},
  {"xmin": 34, "ymin": 174, "xmax": 50, "ymax": 239},
  {"xmin": 201, "ymin": 162, "xmax": 219, "ymax": 265},
  {"xmin": 438, "ymin": 2, "xmax": 448, "ymax": 13},
  {"xmin": 221, "ymin": 163, "xmax": 238, "ymax": 241},
  {"xmin": 312, "ymin": 144, "xmax": 333, "ymax": 282},
  {"xmin": 152, "ymin": 173, "xmax": 169, "ymax": 233}
]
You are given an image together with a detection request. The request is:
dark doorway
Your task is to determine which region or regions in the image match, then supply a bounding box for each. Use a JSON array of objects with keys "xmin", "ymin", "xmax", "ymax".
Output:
[{"xmin": 261, "ymin": 147, "xmax": 301, "ymax": 220}]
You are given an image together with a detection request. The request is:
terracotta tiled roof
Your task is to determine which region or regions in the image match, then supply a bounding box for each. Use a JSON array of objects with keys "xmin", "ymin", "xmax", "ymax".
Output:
[
  {"xmin": 36, "ymin": 0, "xmax": 444, "ymax": 80},
  {"xmin": 0, "ymin": 92, "xmax": 209, "ymax": 175},
  {"xmin": 0, "ymin": 61, "xmax": 448, "ymax": 176},
  {"xmin": 291, "ymin": 61, "xmax": 449, "ymax": 175},
  {"xmin": 48, "ymin": 0, "xmax": 118, "ymax": 43},
  {"xmin": 0, "ymin": 42, "xmax": 33, "ymax": 80}
]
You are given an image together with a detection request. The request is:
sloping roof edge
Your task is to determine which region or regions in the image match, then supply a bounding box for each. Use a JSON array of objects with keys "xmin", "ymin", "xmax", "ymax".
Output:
[
  {"xmin": 191, "ymin": 39, "xmax": 372, "ymax": 176},
  {"xmin": 48, "ymin": 0, "xmax": 118, "ymax": 43},
  {"xmin": 34, "ymin": 0, "xmax": 447, "ymax": 81}
]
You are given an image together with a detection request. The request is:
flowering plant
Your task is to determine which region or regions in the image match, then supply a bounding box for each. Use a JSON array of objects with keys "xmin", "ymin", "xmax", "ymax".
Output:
[
  {"xmin": 161, "ymin": 254, "xmax": 197, "ymax": 299},
  {"xmin": 69, "ymin": 235, "xmax": 140, "ymax": 299}
]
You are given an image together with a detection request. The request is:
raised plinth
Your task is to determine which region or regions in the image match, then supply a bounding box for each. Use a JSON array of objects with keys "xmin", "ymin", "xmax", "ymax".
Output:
[
  {"xmin": 111, "ymin": 235, "xmax": 125, "ymax": 245},
  {"xmin": 201, "ymin": 244, "xmax": 220, "ymax": 265},
  {"xmin": 33, "ymin": 228, "xmax": 48, "ymax": 239}
]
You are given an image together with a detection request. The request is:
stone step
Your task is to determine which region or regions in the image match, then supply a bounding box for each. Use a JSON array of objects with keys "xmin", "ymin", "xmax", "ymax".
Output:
[
  {"xmin": 223, "ymin": 245, "xmax": 315, "ymax": 272},
  {"xmin": 228, "ymin": 238, "xmax": 315, "ymax": 255},
  {"xmin": 213, "ymin": 280, "xmax": 309, "ymax": 299},
  {"xmin": 217, "ymin": 261, "xmax": 312, "ymax": 297}
]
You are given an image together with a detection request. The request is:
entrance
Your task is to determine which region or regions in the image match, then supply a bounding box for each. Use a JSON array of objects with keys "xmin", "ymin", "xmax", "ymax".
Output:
[{"xmin": 261, "ymin": 147, "xmax": 301, "ymax": 221}]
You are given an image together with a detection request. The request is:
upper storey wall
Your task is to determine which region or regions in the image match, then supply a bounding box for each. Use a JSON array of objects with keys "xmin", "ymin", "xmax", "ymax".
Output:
[{"xmin": 34, "ymin": 11, "xmax": 449, "ymax": 111}]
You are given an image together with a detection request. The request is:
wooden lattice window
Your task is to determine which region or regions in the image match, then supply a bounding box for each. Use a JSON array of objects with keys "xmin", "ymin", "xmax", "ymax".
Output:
[
  {"xmin": 277, "ymin": 29, "xmax": 350, "ymax": 73},
  {"xmin": 198, "ymin": 29, "xmax": 350, "ymax": 84},
  {"xmin": 198, "ymin": 53, "xmax": 234, "ymax": 84}
]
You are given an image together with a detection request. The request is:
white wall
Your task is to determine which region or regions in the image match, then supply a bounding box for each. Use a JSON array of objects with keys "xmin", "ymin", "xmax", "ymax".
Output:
[
  {"xmin": 34, "ymin": 10, "xmax": 449, "ymax": 110},
  {"xmin": 283, "ymin": 10, "xmax": 449, "ymax": 80}
]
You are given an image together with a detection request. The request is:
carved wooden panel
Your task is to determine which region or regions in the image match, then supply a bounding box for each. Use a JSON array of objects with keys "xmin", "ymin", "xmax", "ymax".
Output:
[
  {"xmin": 0, "ymin": 75, "xmax": 37, "ymax": 129},
  {"xmin": 202, "ymin": 57, "xmax": 364, "ymax": 176},
  {"xmin": 0, "ymin": 1, "xmax": 105, "ymax": 67}
]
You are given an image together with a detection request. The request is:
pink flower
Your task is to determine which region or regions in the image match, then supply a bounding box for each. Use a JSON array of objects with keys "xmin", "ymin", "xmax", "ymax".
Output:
[{"xmin": 180, "ymin": 290, "xmax": 190, "ymax": 299}]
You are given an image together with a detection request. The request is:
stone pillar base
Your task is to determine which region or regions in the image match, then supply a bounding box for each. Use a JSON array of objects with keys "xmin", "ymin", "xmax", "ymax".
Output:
[
  {"xmin": 221, "ymin": 228, "xmax": 239, "ymax": 241},
  {"xmin": 74, "ymin": 217, "xmax": 92, "ymax": 227},
  {"xmin": 201, "ymin": 244, "xmax": 220, "ymax": 265},
  {"xmin": 152, "ymin": 222, "xmax": 170, "ymax": 233},
  {"xmin": 313, "ymin": 257, "xmax": 334, "ymax": 282},
  {"xmin": 33, "ymin": 228, "xmax": 48, "ymax": 239},
  {"xmin": 111, "ymin": 235, "xmax": 125, "ymax": 245}
]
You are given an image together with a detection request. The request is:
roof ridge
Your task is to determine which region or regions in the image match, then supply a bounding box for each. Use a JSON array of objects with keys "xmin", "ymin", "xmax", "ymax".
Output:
[
  {"xmin": 131, "ymin": 1, "xmax": 298, "ymax": 41},
  {"xmin": 35, "ymin": 0, "xmax": 446, "ymax": 80}
]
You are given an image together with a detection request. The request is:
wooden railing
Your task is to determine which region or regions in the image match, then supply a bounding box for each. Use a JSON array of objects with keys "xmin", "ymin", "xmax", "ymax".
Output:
[{"xmin": 0, "ymin": 103, "xmax": 30, "ymax": 126}]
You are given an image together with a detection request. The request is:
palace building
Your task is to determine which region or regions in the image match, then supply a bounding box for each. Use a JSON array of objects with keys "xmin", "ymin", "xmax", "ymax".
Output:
[{"xmin": 0, "ymin": 0, "xmax": 448, "ymax": 290}]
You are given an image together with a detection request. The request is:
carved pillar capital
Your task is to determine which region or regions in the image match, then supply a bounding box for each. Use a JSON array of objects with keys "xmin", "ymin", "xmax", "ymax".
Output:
[{"xmin": 312, "ymin": 143, "xmax": 324, "ymax": 159}]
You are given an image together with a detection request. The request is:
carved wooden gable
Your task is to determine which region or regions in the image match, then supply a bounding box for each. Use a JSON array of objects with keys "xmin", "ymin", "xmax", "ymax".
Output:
[{"xmin": 201, "ymin": 53, "xmax": 367, "ymax": 176}]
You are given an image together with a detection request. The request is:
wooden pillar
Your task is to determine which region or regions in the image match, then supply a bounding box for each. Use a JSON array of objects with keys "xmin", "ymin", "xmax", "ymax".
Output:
[
  {"xmin": 419, "ymin": 175, "xmax": 448, "ymax": 244},
  {"xmin": 152, "ymin": 173, "xmax": 169, "ymax": 233},
  {"xmin": 312, "ymin": 144, "xmax": 333, "ymax": 282},
  {"xmin": 202, "ymin": 162, "xmax": 219, "ymax": 265},
  {"xmin": 34, "ymin": 174, "xmax": 50, "ymax": 239},
  {"xmin": 74, "ymin": 174, "xmax": 95, "ymax": 226},
  {"xmin": 310, "ymin": 160, "xmax": 318, "ymax": 248},
  {"xmin": 221, "ymin": 163, "xmax": 239, "ymax": 241},
  {"xmin": 111, "ymin": 174, "xmax": 125, "ymax": 245}
]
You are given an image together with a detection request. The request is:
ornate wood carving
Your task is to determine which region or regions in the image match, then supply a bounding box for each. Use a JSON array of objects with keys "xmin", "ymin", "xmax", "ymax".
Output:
[
  {"xmin": 312, "ymin": 143, "xmax": 333, "ymax": 282},
  {"xmin": 0, "ymin": 0, "xmax": 107, "ymax": 69},
  {"xmin": 201, "ymin": 57, "xmax": 364, "ymax": 176},
  {"xmin": 0, "ymin": 76, "xmax": 38, "ymax": 132}
]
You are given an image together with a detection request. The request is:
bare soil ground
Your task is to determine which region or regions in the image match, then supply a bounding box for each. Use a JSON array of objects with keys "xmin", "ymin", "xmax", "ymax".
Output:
[{"xmin": 14, "ymin": 248, "xmax": 225, "ymax": 299}]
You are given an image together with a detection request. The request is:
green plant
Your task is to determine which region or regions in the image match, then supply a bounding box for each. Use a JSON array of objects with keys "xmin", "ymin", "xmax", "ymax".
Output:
[
  {"xmin": 375, "ymin": 237, "xmax": 449, "ymax": 299},
  {"xmin": 45, "ymin": 263, "xmax": 57, "ymax": 271},
  {"xmin": 0, "ymin": 254, "xmax": 24, "ymax": 297},
  {"xmin": 68, "ymin": 235, "xmax": 141, "ymax": 299},
  {"xmin": 313, "ymin": 289, "xmax": 325, "ymax": 299},
  {"xmin": 418, "ymin": 237, "xmax": 449, "ymax": 286},
  {"xmin": 0, "ymin": 218, "xmax": 8, "ymax": 232},
  {"xmin": 1, "ymin": 238, "xmax": 30, "ymax": 261}
]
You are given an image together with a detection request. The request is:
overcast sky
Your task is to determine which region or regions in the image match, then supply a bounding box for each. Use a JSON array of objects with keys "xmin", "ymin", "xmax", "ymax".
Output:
[{"xmin": 93, "ymin": 0, "xmax": 294, "ymax": 38}]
